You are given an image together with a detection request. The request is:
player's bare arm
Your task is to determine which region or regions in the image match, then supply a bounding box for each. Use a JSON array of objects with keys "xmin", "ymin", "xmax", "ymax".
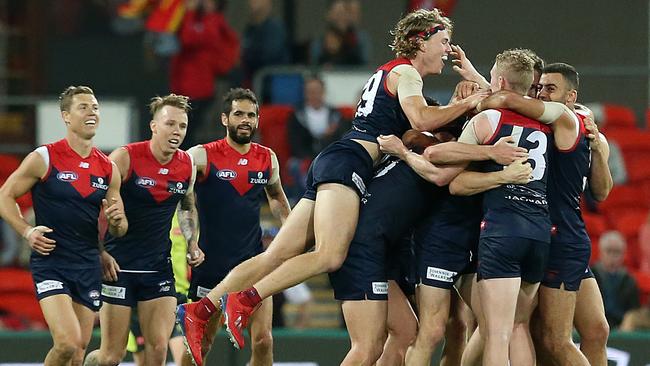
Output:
[
  {"xmin": 388, "ymin": 64, "xmax": 487, "ymax": 131},
  {"xmin": 477, "ymin": 90, "xmax": 579, "ymax": 148},
  {"xmin": 179, "ymin": 161, "xmax": 204, "ymax": 267},
  {"xmin": 585, "ymin": 116, "xmax": 613, "ymax": 201},
  {"xmin": 423, "ymin": 136, "xmax": 527, "ymax": 165},
  {"xmin": 104, "ymin": 162, "xmax": 127, "ymax": 237},
  {"xmin": 264, "ymin": 150, "xmax": 291, "ymax": 225},
  {"xmin": 187, "ymin": 144, "xmax": 208, "ymax": 178},
  {"xmin": 449, "ymin": 160, "xmax": 532, "ymax": 196},
  {"xmin": 0, "ymin": 151, "xmax": 56, "ymax": 255},
  {"xmin": 377, "ymin": 134, "xmax": 465, "ymax": 186}
]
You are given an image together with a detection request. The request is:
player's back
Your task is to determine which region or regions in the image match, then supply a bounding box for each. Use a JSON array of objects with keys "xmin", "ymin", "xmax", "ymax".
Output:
[
  {"xmin": 547, "ymin": 111, "xmax": 591, "ymax": 243},
  {"xmin": 31, "ymin": 139, "xmax": 112, "ymax": 268},
  {"xmin": 343, "ymin": 59, "xmax": 414, "ymax": 143},
  {"xmin": 105, "ymin": 141, "xmax": 193, "ymax": 272},
  {"xmin": 194, "ymin": 139, "xmax": 272, "ymax": 275},
  {"xmin": 480, "ymin": 109, "xmax": 553, "ymax": 241}
]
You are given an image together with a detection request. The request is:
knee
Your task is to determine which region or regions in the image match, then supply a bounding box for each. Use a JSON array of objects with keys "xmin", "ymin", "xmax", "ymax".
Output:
[
  {"xmin": 580, "ymin": 320, "xmax": 610, "ymax": 347},
  {"xmin": 252, "ymin": 331, "xmax": 273, "ymax": 354},
  {"xmin": 350, "ymin": 342, "xmax": 384, "ymax": 365},
  {"xmin": 315, "ymin": 251, "xmax": 347, "ymax": 273},
  {"xmin": 146, "ymin": 339, "xmax": 169, "ymax": 358},
  {"xmin": 53, "ymin": 341, "xmax": 79, "ymax": 361},
  {"xmin": 418, "ymin": 321, "xmax": 447, "ymax": 348}
]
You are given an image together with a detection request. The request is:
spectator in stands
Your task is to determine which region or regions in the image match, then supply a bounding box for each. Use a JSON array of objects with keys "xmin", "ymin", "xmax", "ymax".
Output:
[
  {"xmin": 170, "ymin": 0, "xmax": 239, "ymax": 149},
  {"xmin": 242, "ymin": 0, "xmax": 290, "ymax": 85},
  {"xmin": 310, "ymin": 0, "xmax": 370, "ymax": 66},
  {"xmin": 592, "ymin": 231, "xmax": 641, "ymax": 328},
  {"xmin": 286, "ymin": 76, "xmax": 348, "ymax": 199}
]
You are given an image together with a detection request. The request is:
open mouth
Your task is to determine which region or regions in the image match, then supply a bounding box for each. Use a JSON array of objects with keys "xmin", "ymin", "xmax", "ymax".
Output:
[
  {"xmin": 237, "ymin": 125, "xmax": 252, "ymax": 132},
  {"xmin": 84, "ymin": 119, "xmax": 97, "ymax": 126},
  {"xmin": 168, "ymin": 138, "xmax": 180, "ymax": 145}
]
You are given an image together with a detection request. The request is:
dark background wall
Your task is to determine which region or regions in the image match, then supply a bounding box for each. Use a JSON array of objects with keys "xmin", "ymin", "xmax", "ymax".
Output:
[{"xmin": 41, "ymin": 0, "xmax": 650, "ymax": 131}]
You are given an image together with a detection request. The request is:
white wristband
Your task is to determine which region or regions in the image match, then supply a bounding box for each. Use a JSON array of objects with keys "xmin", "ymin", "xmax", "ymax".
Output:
[{"xmin": 23, "ymin": 226, "xmax": 38, "ymax": 240}]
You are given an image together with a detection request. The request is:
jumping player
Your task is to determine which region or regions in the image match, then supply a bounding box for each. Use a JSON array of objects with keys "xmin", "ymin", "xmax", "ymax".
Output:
[{"xmin": 176, "ymin": 8, "xmax": 487, "ymax": 366}]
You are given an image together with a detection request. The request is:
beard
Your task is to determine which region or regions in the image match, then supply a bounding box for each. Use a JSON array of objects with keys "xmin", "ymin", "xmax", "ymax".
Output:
[{"xmin": 228, "ymin": 123, "xmax": 256, "ymax": 144}]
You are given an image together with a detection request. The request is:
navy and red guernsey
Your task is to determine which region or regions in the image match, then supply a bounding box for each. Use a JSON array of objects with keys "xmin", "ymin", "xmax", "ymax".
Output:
[
  {"xmin": 343, "ymin": 58, "xmax": 414, "ymax": 142},
  {"xmin": 31, "ymin": 139, "xmax": 113, "ymax": 269},
  {"xmin": 193, "ymin": 139, "xmax": 272, "ymax": 279},
  {"xmin": 548, "ymin": 111, "xmax": 591, "ymax": 243},
  {"xmin": 105, "ymin": 141, "xmax": 193, "ymax": 272},
  {"xmin": 480, "ymin": 109, "xmax": 553, "ymax": 241}
]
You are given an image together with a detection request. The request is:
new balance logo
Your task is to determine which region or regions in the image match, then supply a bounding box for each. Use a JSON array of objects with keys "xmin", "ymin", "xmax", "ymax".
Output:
[
  {"xmin": 79, "ymin": 162, "xmax": 89, "ymax": 169},
  {"xmin": 158, "ymin": 168, "xmax": 169, "ymax": 175},
  {"xmin": 237, "ymin": 158, "xmax": 248, "ymax": 166}
]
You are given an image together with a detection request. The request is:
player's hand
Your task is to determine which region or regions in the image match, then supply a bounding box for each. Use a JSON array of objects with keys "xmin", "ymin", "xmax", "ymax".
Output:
[
  {"xmin": 378, "ymin": 135, "xmax": 408, "ymax": 158},
  {"xmin": 103, "ymin": 198, "xmax": 126, "ymax": 229},
  {"xmin": 476, "ymin": 90, "xmax": 512, "ymax": 113},
  {"xmin": 490, "ymin": 136, "xmax": 528, "ymax": 165},
  {"xmin": 461, "ymin": 90, "xmax": 490, "ymax": 111},
  {"xmin": 583, "ymin": 116, "xmax": 603, "ymax": 151},
  {"xmin": 449, "ymin": 80, "xmax": 480, "ymax": 104},
  {"xmin": 450, "ymin": 45, "xmax": 487, "ymax": 86},
  {"xmin": 186, "ymin": 246, "xmax": 205, "ymax": 267},
  {"xmin": 502, "ymin": 159, "xmax": 533, "ymax": 184},
  {"xmin": 100, "ymin": 250, "xmax": 120, "ymax": 282},
  {"xmin": 23, "ymin": 225, "xmax": 56, "ymax": 255}
]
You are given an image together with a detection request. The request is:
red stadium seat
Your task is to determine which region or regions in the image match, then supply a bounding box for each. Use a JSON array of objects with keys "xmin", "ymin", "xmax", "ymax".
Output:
[
  {"xmin": 608, "ymin": 208, "xmax": 648, "ymax": 240},
  {"xmin": 605, "ymin": 130, "xmax": 650, "ymax": 154},
  {"xmin": 258, "ymin": 104, "xmax": 295, "ymax": 183},
  {"xmin": 583, "ymin": 212, "xmax": 609, "ymax": 240},
  {"xmin": 625, "ymin": 155, "xmax": 650, "ymax": 183},
  {"xmin": 0, "ymin": 292, "xmax": 45, "ymax": 326},
  {"xmin": 600, "ymin": 103, "xmax": 638, "ymax": 130},
  {"xmin": 0, "ymin": 268, "xmax": 34, "ymax": 293},
  {"xmin": 337, "ymin": 105, "xmax": 357, "ymax": 121},
  {"xmin": 598, "ymin": 185, "xmax": 648, "ymax": 213}
]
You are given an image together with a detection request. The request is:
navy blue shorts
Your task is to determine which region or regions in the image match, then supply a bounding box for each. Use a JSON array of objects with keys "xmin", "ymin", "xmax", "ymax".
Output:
[
  {"xmin": 542, "ymin": 241, "xmax": 591, "ymax": 291},
  {"xmin": 386, "ymin": 234, "xmax": 417, "ymax": 297},
  {"xmin": 477, "ymin": 236, "xmax": 549, "ymax": 283},
  {"xmin": 32, "ymin": 265, "xmax": 102, "ymax": 311},
  {"xmin": 303, "ymin": 139, "xmax": 374, "ymax": 201},
  {"xmin": 415, "ymin": 234, "xmax": 477, "ymax": 290},
  {"xmin": 582, "ymin": 267, "xmax": 594, "ymax": 280},
  {"xmin": 329, "ymin": 159, "xmax": 435, "ymax": 301},
  {"xmin": 188, "ymin": 268, "xmax": 228, "ymax": 301},
  {"xmin": 101, "ymin": 270, "xmax": 176, "ymax": 307}
]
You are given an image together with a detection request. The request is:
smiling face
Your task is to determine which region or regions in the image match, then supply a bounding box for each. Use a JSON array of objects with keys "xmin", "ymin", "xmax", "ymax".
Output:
[
  {"xmin": 150, "ymin": 105, "xmax": 188, "ymax": 155},
  {"xmin": 61, "ymin": 93, "xmax": 100, "ymax": 139},
  {"xmin": 538, "ymin": 72, "xmax": 576, "ymax": 107},
  {"xmin": 420, "ymin": 28, "xmax": 452, "ymax": 74},
  {"xmin": 222, "ymin": 99, "xmax": 259, "ymax": 145}
]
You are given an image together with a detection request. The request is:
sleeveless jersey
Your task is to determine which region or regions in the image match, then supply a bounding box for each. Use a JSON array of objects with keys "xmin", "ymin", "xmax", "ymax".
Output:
[
  {"xmin": 193, "ymin": 139, "xmax": 272, "ymax": 276},
  {"xmin": 418, "ymin": 190, "xmax": 482, "ymax": 249},
  {"xmin": 343, "ymin": 58, "xmax": 414, "ymax": 142},
  {"xmin": 104, "ymin": 141, "xmax": 193, "ymax": 272},
  {"xmin": 480, "ymin": 109, "xmax": 553, "ymax": 241},
  {"xmin": 31, "ymin": 139, "xmax": 113, "ymax": 269},
  {"xmin": 548, "ymin": 111, "xmax": 591, "ymax": 243}
]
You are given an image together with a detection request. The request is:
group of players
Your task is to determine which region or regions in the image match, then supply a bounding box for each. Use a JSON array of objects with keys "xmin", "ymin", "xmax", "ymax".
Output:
[{"xmin": 0, "ymin": 7, "xmax": 613, "ymax": 366}]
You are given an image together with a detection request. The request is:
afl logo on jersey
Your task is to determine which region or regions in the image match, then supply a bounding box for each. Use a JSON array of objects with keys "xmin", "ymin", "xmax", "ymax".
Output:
[
  {"xmin": 217, "ymin": 169, "xmax": 237, "ymax": 180},
  {"xmin": 136, "ymin": 177, "xmax": 156, "ymax": 188},
  {"xmin": 57, "ymin": 171, "xmax": 78, "ymax": 182},
  {"xmin": 91, "ymin": 176, "xmax": 109, "ymax": 190}
]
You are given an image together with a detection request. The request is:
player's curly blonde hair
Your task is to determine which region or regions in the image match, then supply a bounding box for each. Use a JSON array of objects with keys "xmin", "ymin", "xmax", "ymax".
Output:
[
  {"xmin": 390, "ymin": 9, "xmax": 453, "ymax": 59},
  {"xmin": 494, "ymin": 49, "xmax": 535, "ymax": 95},
  {"xmin": 149, "ymin": 94, "xmax": 192, "ymax": 116}
]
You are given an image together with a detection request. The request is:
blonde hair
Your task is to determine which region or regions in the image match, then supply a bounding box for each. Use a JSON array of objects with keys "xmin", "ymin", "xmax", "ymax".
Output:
[
  {"xmin": 390, "ymin": 8, "xmax": 453, "ymax": 59},
  {"xmin": 59, "ymin": 86, "xmax": 95, "ymax": 112},
  {"xmin": 494, "ymin": 49, "xmax": 534, "ymax": 95},
  {"xmin": 149, "ymin": 94, "xmax": 191, "ymax": 117}
]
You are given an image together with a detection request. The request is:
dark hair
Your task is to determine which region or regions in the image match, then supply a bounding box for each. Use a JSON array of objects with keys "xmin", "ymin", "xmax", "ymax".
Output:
[
  {"xmin": 59, "ymin": 86, "xmax": 95, "ymax": 112},
  {"xmin": 149, "ymin": 94, "xmax": 191, "ymax": 116},
  {"xmin": 518, "ymin": 49, "xmax": 544, "ymax": 74},
  {"xmin": 543, "ymin": 62, "xmax": 579, "ymax": 91},
  {"xmin": 222, "ymin": 88, "xmax": 259, "ymax": 115}
]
